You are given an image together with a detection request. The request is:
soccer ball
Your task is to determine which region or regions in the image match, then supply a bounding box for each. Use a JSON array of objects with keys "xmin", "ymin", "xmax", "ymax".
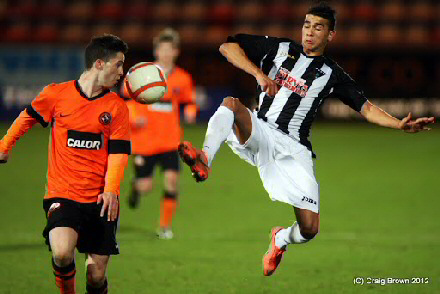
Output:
[{"xmin": 124, "ymin": 62, "xmax": 167, "ymax": 104}]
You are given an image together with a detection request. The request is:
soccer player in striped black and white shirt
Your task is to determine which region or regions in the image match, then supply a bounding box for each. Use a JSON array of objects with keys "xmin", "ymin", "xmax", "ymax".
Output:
[{"xmin": 178, "ymin": 2, "xmax": 435, "ymax": 276}]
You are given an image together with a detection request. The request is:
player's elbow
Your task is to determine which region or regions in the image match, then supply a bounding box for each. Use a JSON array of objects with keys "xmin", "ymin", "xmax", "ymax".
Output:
[
  {"xmin": 219, "ymin": 43, "xmax": 228, "ymax": 56},
  {"xmin": 219, "ymin": 42, "xmax": 235, "ymax": 57}
]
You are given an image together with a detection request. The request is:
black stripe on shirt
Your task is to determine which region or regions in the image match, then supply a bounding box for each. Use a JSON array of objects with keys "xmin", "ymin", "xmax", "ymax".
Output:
[
  {"xmin": 258, "ymin": 43, "xmax": 301, "ymax": 122},
  {"xmin": 26, "ymin": 106, "xmax": 48, "ymax": 128},
  {"xmin": 275, "ymin": 57, "xmax": 325, "ymax": 134},
  {"xmin": 108, "ymin": 140, "xmax": 131, "ymax": 154}
]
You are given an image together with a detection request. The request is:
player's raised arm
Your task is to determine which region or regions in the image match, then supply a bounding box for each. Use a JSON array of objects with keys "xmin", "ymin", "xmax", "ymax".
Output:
[
  {"xmin": 219, "ymin": 35, "xmax": 279, "ymax": 97},
  {"xmin": 360, "ymin": 100, "xmax": 435, "ymax": 133}
]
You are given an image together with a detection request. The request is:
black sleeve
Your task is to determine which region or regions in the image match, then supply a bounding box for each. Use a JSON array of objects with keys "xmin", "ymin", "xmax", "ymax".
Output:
[
  {"xmin": 108, "ymin": 139, "xmax": 131, "ymax": 155},
  {"xmin": 226, "ymin": 34, "xmax": 284, "ymax": 68},
  {"xmin": 332, "ymin": 67, "xmax": 367, "ymax": 112}
]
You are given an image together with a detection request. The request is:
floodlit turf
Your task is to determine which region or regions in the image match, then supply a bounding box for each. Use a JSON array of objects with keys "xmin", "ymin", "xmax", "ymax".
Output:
[{"xmin": 0, "ymin": 121, "xmax": 438, "ymax": 293}]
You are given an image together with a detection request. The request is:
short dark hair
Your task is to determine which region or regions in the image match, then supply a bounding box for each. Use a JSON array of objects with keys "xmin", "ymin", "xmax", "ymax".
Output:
[
  {"xmin": 153, "ymin": 27, "xmax": 180, "ymax": 49},
  {"xmin": 307, "ymin": 2, "xmax": 336, "ymax": 31},
  {"xmin": 85, "ymin": 34, "xmax": 128, "ymax": 69}
]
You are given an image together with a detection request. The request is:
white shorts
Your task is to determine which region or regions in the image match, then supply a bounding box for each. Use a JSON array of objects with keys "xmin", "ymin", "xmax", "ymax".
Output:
[{"xmin": 226, "ymin": 110, "xmax": 320, "ymax": 213}]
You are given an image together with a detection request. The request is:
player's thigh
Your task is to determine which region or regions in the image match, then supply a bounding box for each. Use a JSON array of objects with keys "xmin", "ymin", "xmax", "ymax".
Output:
[
  {"xmin": 49, "ymin": 227, "xmax": 78, "ymax": 258},
  {"xmin": 43, "ymin": 198, "xmax": 81, "ymax": 258},
  {"xmin": 159, "ymin": 151, "xmax": 180, "ymax": 192},
  {"xmin": 133, "ymin": 155, "xmax": 156, "ymax": 178},
  {"xmin": 221, "ymin": 97, "xmax": 252, "ymax": 144},
  {"xmin": 135, "ymin": 177, "xmax": 153, "ymax": 192}
]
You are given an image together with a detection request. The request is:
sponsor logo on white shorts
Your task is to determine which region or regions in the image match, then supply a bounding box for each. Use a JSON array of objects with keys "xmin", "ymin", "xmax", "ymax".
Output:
[{"xmin": 301, "ymin": 196, "xmax": 317, "ymax": 205}]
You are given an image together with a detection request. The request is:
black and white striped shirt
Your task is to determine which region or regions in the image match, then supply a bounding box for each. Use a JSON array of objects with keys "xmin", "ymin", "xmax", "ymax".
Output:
[{"xmin": 227, "ymin": 34, "xmax": 367, "ymax": 155}]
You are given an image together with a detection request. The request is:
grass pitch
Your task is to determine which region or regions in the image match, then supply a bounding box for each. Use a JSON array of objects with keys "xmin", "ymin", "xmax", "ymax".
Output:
[{"xmin": 0, "ymin": 121, "xmax": 438, "ymax": 294}]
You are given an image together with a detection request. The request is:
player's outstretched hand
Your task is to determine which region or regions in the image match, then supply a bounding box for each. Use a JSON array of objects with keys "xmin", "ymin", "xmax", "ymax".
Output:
[
  {"xmin": 97, "ymin": 192, "xmax": 119, "ymax": 221},
  {"xmin": 0, "ymin": 153, "xmax": 8, "ymax": 164},
  {"xmin": 256, "ymin": 72, "xmax": 279, "ymax": 97},
  {"xmin": 399, "ymin": 112, "xmax": 436, "ymax": 133}
]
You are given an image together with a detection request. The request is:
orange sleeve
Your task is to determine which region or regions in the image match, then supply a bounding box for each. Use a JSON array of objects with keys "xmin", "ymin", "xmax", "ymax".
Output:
[
  {"xmin": 184, "ymin": 104, "xmax": 198, "ymax": 122},
  {"xmin": 108, "ymin": 102, "xmax": 131, "ymax": 155},
  {"xmin": 0, "ymin": 110, "xmax": 38, "ymax": 154},
  {"xmin": 126, "ymin": 101, "xmax": 139, "ymax": 127},
  {"xmin": 29, "ymin": 83, "xmax": 57, "ymax": 126},
  {"xmin": 181, "ymin": 73, "xmax": 198, "ymax": 121},
  {"xmin": 179, "ymin": 72, "xmax": 196, "ymax": 104},
  {"xmin": 104, "ymin": 153, "xmax": 128, "ymax": 194}
]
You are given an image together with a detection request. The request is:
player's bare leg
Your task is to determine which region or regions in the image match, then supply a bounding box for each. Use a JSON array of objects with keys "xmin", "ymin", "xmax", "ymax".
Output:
[
  {"xmin": 128, "ymin": 177, "xmax": 153, "ymax": 209},
  {"xmin": 263, "ymin": 207, "xmax": 319, "ymax": 276},
  {"xmin": 85, "ymin": 254, "xmax": 110, "ymax": 294},
  {"xmin": 157, "ymin": 170, "xmax": 179, "ymax": 239},
  {"xmin": 178, "ymin": 97, "xmax": 251, "ymax": 182},
  {"xmin": 49, "ymin": 227, "xmax": 78, "ymax": 294}
]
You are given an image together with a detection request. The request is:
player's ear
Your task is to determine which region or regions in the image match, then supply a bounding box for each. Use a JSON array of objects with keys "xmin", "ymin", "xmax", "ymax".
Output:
[
  {"xmin": 173, "ymin": 47, "xmax": 180, "ymax": 56},
  {"xmin": 95, "ymin": 59, "xmax": 105, "ymax": 70},
  {"xmin": 327, "ymin": 30, "xmax": 336, "ymax": 42}
]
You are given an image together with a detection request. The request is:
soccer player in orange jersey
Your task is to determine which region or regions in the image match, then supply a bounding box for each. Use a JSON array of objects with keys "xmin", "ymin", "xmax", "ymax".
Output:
[
  {"xmin": 0, "ymin": 34, "xmax": 130, "ymax": 294},
  {"xmin": 125, "ymin": 28, "xmax": 197, "ymax": 239}
]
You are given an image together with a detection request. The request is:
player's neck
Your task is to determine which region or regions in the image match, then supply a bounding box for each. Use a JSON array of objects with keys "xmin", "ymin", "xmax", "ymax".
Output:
[
  {"xmin": 78, "ymin": 72, "xmax": 104, "ymax": 98},
  {"xmin": 303, "ymin": 48, "xmax": 325, "ymax": 57},
  {"xmin": 156, "ymin": 62, "xmax": 174, "ymax": 74}
]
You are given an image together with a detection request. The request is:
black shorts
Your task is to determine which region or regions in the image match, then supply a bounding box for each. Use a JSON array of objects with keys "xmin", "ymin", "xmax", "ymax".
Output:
[
  {"xmin": 42, "ymin": 198, "xmax": 119, "ymax": 255},
  {"xmin": 134, "ymin": 150, "xmax": 180, "ymax": 178}
]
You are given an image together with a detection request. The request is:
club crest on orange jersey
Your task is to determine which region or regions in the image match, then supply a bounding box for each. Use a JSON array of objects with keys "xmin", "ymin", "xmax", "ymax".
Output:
[{"xmin": 99, "ymin": 112, "xmax": 112, "ymax": 125}]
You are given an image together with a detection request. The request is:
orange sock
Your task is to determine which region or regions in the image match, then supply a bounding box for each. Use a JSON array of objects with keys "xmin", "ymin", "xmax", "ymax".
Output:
[
  {"xmin": 159, "ymin": 192, "xmax": 177, "ymax": 228},
  {"xmin": 52, "ymin": 258, "xmax": 76, "ymax": 294}
]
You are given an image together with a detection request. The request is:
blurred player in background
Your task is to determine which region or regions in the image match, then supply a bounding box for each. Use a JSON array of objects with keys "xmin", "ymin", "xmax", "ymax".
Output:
[
  {"xmin": 125, "ymin": 28, "xmax": 197, "ymax": 239},
  {"xmin": 178, "ymin": 2, "xmax": 435, "ymax": 276},
  {"xmin": 0, "ymin": 34, "xmax": 130, "ymax": 294}
]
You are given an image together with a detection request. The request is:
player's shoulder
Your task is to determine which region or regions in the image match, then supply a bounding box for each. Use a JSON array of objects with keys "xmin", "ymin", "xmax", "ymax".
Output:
[
  {"xmin": 105, "ymin": 91, "xmax": 128, "ymax": 111},
  {"xmin": 42, "ymin": 80, "xmax": 75, "ymax": 95},
  {"xmin": 173, "ymin": 67, "xmax": 191, "ymax": 78},
  {"xmin": 321, "ymin": 54, "xmax": 339, "ymax": 68},
  {"xmin": 106, "ymin": 91, "xmax": 128, "ymax": 108},
  {"xmin": 322, "ymin": 55, "xmax": 345, "ymax": 73},
  {"xmin": 171, "ymin": 67, "xmax": 193, "ymax": 83}
]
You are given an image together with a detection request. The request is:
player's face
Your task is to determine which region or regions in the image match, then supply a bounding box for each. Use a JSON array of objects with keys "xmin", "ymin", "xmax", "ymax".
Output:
[
  {"xmin": 100, "ymin": 52, "xmax": 125, "ymax": 88},
  {"xmin": 302, "ymin": 14, "xmax": 335, "ymax": 56},
  {"xmin": 154, "ymin": 41, "xmax": 179, "ymax": 66}
]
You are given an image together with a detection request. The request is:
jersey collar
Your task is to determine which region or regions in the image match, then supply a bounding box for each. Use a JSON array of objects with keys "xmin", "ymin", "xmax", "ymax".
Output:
[{"xmin": 75, "ymin": 80, "xmax": 110, "ymax": 101}]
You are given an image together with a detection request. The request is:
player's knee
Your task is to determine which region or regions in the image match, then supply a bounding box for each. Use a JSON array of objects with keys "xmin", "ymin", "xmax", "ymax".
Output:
[
  {"xmin": 164, "ymin": 175, "xmax": 178, "ymax": 192},
  {"xmin": 86, "ymin": 267, "xmax": 106, "ymax": 287},
  {"xmin": 136, "ymin": 178, "xmax": 153, "ymax": 192},
  {"xmin": 221, "ymin": 96, "xmax": 240, "ymax": 112},
  {"xmin": 52, "ymin": 252, "xmax": 74, "ymax": 267},
  {"xmin": 299, "ymin": 222, "xmax": 319, "ymax": 240}
]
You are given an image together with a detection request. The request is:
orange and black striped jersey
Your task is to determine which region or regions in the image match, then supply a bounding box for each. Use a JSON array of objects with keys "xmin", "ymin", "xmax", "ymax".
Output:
[
  {"xmin": 127, "ymin": 66, "xmax": 195, "ymax": 155},
  {"xmin": 27, "ymin": 80, "xmax": 131, "ymax": 203}
]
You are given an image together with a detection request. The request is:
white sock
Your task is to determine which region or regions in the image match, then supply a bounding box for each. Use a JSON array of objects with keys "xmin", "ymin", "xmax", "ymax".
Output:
[
  {"xmin": 275, "ymin": 227, "xmax": 292, "ymax": 249},
  {"xmin": 275, "ymin": 222, "xmax": 309, "ymax": 249},
  {"xmin": 290, "ymin": 221, "xmax": 310, "ymax": 244},
  {"xmin": 203, "ymin": 106, "xmax": 234, "ymax": 167}
]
